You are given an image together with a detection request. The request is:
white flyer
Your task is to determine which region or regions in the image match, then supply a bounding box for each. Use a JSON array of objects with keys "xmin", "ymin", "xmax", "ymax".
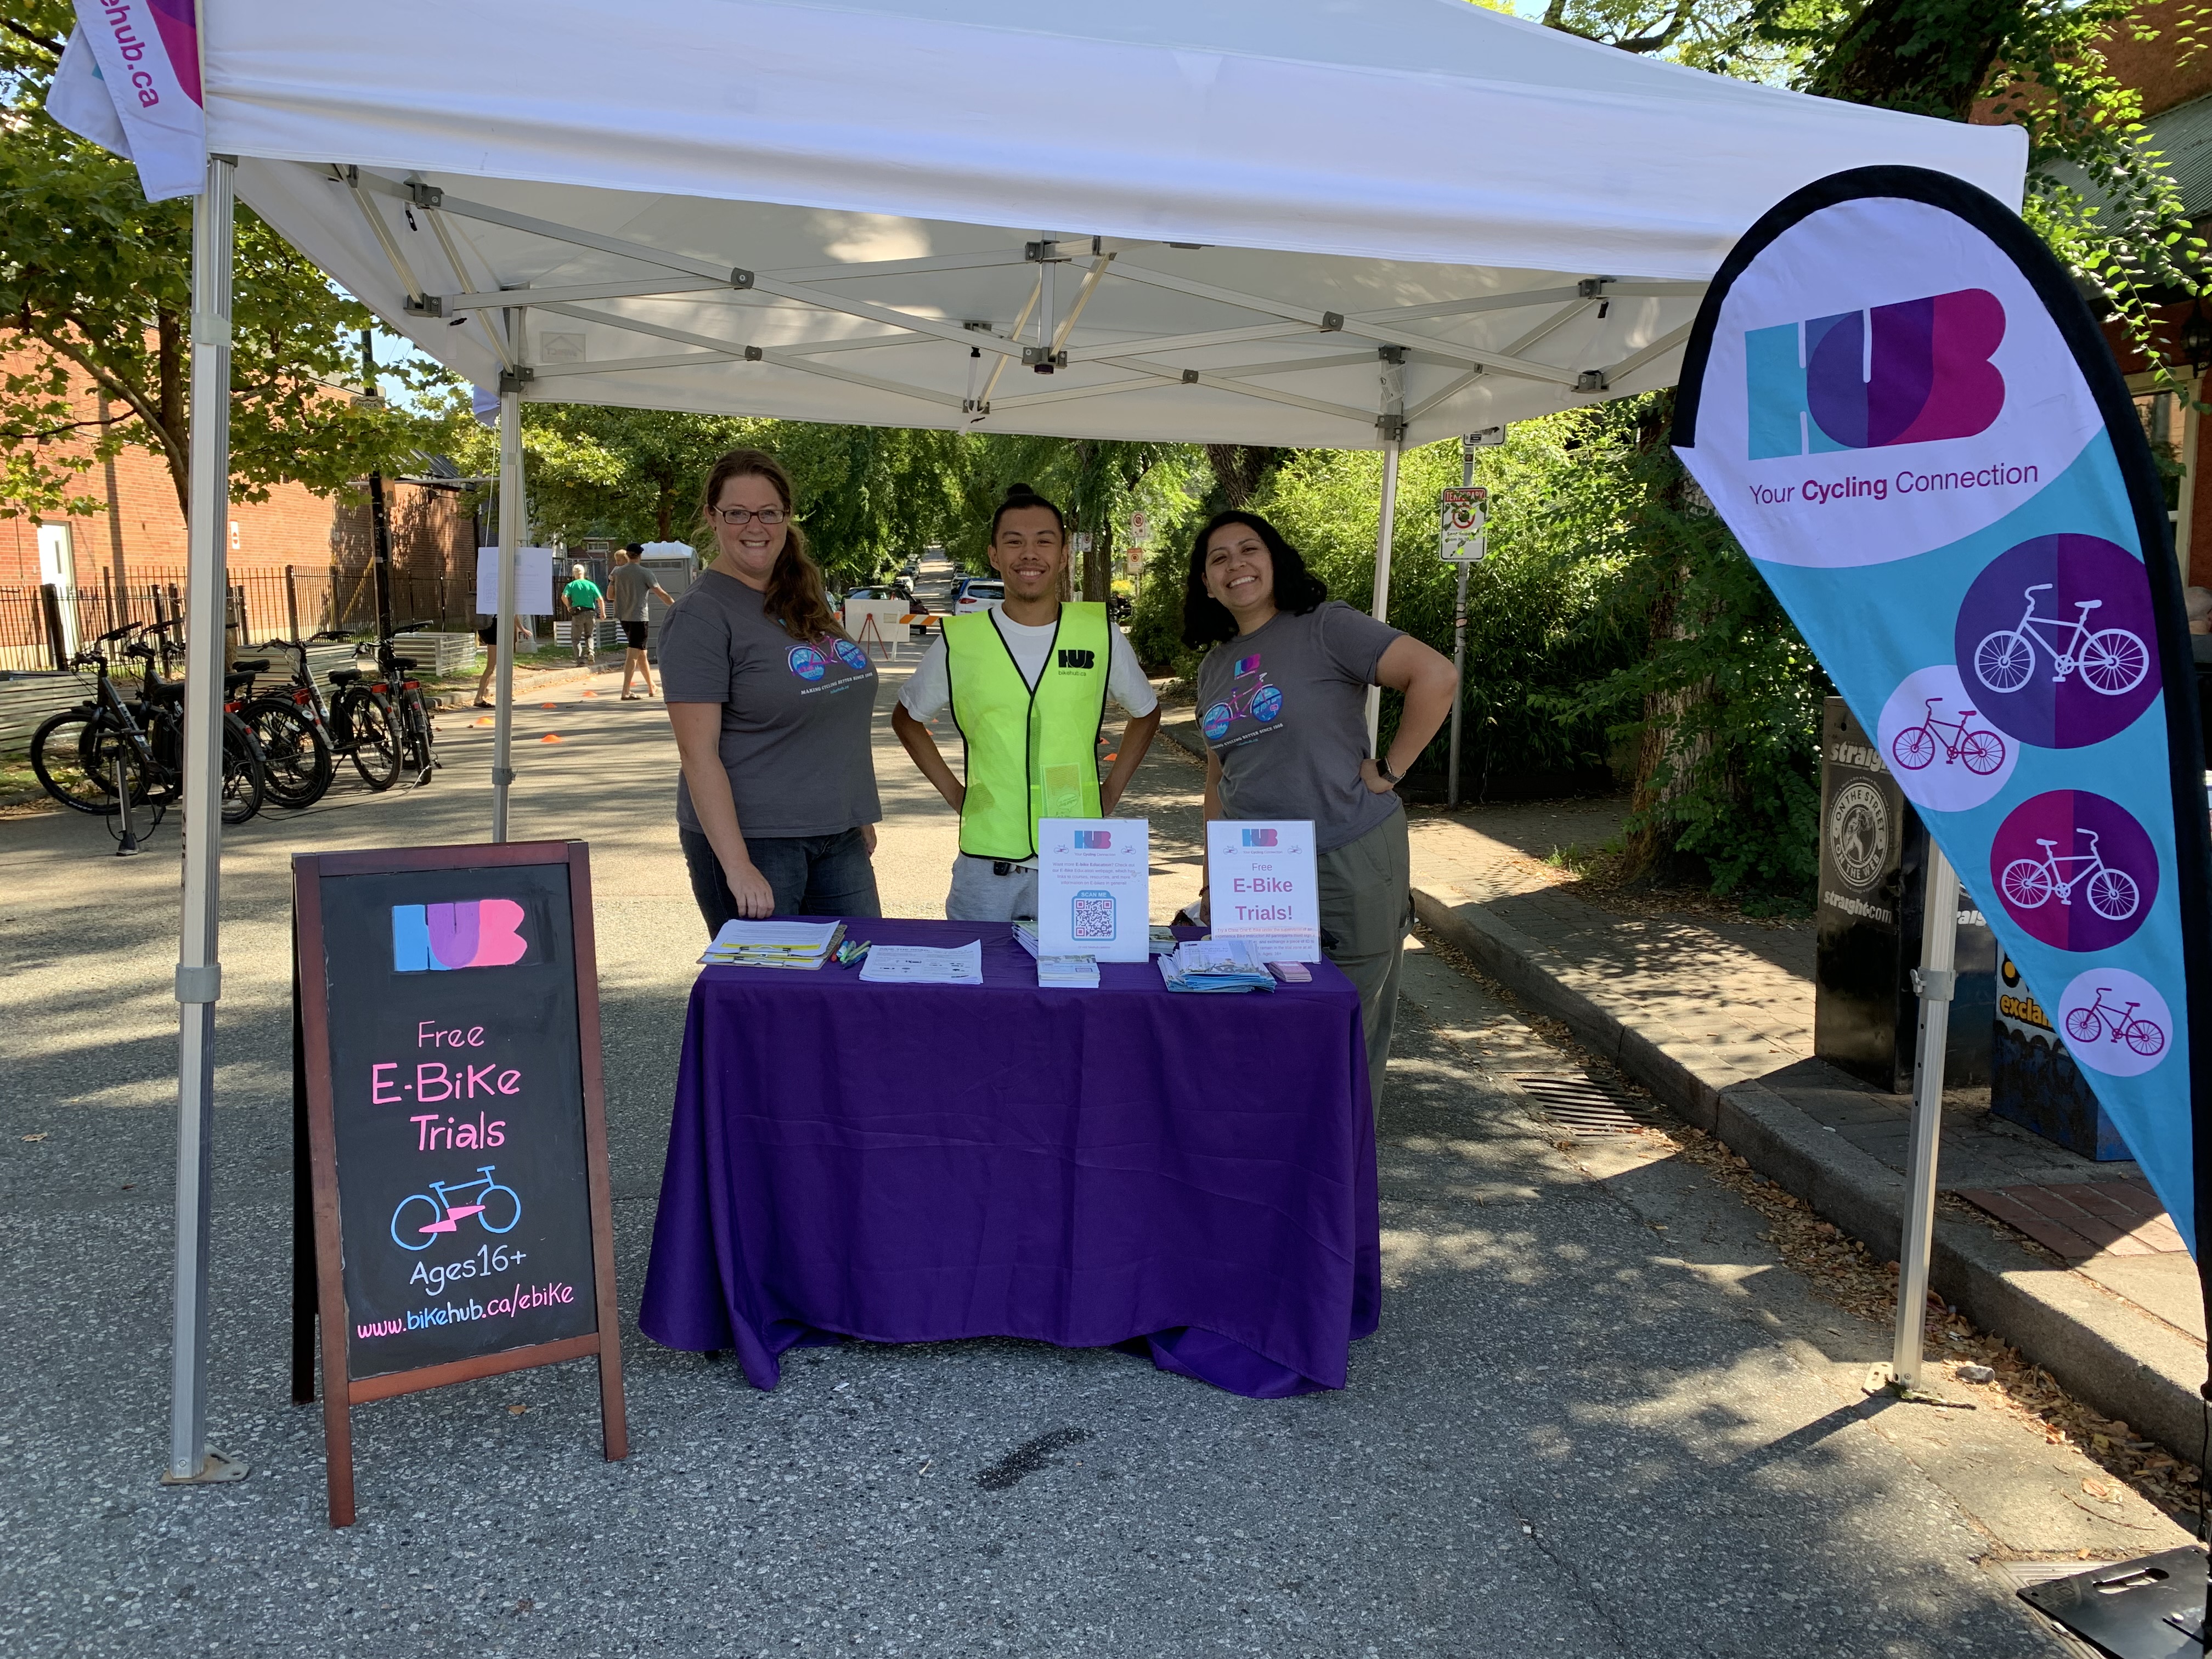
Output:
[
  {"xmin": 857, "ymin": 941, "xmax": 984, "ymax": 985},
  {"xmin": 472, "ymin": 546, "xmax": 556, "ymax": 618},
  {"xmin": 1206, "ymin": 820, "xmax": 1321, "ymax": 962},
  {"xmin": 1036, "ymin": 817, "xmax": 1152, "ymax": 963}
]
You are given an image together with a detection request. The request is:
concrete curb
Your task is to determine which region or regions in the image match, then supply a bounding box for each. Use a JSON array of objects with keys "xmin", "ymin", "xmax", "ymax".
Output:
[{"xmin": 1410, "ymin": 884, "xmax": 2208, "ymax": 1460}]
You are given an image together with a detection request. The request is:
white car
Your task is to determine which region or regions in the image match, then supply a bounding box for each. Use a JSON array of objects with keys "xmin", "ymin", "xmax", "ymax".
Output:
[{"xmin": 952, "ymin": 579, "xmax": 1004, "ymax": 614}]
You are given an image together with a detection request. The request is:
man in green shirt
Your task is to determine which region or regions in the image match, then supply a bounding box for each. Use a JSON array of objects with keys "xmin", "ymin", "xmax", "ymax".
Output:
[{"xmin": 561, "ymin": 563, "xmax": 605, "ymax": 668}]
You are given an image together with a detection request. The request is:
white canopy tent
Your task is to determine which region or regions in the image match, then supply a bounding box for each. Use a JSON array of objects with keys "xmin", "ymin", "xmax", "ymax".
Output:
[{"xmin": 142, "ymin": 0, "xmax": 2024, "ymax": 1481}]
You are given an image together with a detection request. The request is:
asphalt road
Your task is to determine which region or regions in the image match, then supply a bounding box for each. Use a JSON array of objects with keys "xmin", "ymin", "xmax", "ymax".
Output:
[{"xmin": 0, "ymin": 661, "xmax": 2151, "ymax": 1657}]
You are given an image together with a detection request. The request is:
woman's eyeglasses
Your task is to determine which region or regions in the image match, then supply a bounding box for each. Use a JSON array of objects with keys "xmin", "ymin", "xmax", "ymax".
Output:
[{"xmin": 710, "ymin": 507, "xmax": 787, "ymax": 527}]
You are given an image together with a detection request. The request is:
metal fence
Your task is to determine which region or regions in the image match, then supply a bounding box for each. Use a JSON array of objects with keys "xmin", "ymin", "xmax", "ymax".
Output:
[{"xmin": 0, "ymin": 564, "xmax": 486, "ymax": 673}]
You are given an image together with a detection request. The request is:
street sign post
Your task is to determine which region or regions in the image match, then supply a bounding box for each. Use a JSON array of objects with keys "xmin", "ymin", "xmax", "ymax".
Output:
[{"xmin": 1442, "ymin": 472, "xmax": 1491, "ymax": 805}]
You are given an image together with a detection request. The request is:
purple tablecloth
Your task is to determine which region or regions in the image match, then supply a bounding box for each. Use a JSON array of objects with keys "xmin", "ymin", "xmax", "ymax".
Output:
[{"xmin": 638, "ymin": 918, "xmax": 1380, "ymax": 1397}]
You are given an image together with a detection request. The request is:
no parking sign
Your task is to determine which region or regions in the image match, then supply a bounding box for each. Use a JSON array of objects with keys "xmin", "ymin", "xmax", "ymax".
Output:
[{"xmin": 1440, "ymin": 485, "xmax": 1488, "ymax": 563}]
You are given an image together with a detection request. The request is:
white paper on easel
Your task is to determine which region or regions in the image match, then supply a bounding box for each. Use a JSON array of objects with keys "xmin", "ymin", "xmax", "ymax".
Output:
[
  {"xmin": 1206, "ymin": 820, "xmax": 1321, "ymax": 962},
  {"xmin": 473, "ymin": 546, "xmax": 556, "ymax": 617},
  {"xmin": 1036, "ymin": 817, "xmax": 1151, "ymax": 963}
]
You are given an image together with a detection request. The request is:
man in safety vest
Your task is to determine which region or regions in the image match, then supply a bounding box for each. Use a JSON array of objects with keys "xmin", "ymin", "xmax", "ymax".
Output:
[{"xmin": 891, "ymin": 483, "xmax": 1162, "ymax": 922}]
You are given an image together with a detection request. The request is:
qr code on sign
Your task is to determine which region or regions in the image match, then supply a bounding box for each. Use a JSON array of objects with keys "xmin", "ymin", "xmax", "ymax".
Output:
[{"xmin": 1071, "ymin": 890, "xmax": 1116, "ymax": 941}]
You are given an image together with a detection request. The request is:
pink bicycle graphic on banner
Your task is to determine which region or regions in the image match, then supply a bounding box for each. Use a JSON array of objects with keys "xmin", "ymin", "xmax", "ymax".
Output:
[
  {"xmin": 1890, "ymin": 698, "xmax": 2005, "ymax": 776},
  {"xmin": 1998, "ymin": 827, "xmax": 2141, "ymax": 921},
  {"xmin": 1973, "ymin": 584, "xmax": 2149, "ymax": 697},
  {"xmin": 2063, "ymin": 986, "xmax": 2166, "ymax": 1057}
]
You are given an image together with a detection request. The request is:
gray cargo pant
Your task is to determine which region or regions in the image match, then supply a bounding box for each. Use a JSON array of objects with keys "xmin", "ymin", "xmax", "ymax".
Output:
[{"xmin": 1317, "ymin": 805, "xmax": 1412, "ymax": 1110}]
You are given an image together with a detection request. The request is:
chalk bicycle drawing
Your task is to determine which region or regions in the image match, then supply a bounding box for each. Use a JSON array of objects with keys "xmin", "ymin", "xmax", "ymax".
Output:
[
  {"xmin": 2063, "ymin": 987, "xmax": 2166, "ymax": 1057},
  {"xmin": 390, "ymin": 1166, "xmax": 522, "ymax": 1251},
  {"xmin": 1200, "ymin": 663, "xmax": 1283, "ymax": 742},
  {"xmin": 1973, "ymin": 584, "xmax": 2148, "ymax": 697},
  {"xmin": 1998, "ymin": 828, "xmax": 2140, "ymax": 922},
  {"xmin": 1890, "ymin": 698, "xmax": 2006, "ymax": 776}
]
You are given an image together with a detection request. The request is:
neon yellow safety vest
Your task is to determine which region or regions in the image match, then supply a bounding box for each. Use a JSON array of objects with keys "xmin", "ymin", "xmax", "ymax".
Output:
[{"xmin": 943, "ymin": 602, "xmax": 1110, "ymax": 860}]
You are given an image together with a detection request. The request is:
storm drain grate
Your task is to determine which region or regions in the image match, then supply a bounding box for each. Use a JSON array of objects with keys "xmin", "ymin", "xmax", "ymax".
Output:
[{"xmin": 1515, "ymin": 1074, "xmax": 1645, "ymax": 1135}]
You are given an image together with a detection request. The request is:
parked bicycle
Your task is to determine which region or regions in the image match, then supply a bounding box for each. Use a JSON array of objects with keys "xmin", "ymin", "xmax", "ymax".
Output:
[
  {"xmin": 1973, "ymin": 583, "xmax": 2149, "ymax": 697},
  {"xmin": 1890, "ymin": 698, "xmax": 2005, "ymax": 776},
  {"xmin": 390, "ymin": 1166, "xmax": 522, "ymax": 1251},
  {"xmin": 296, "ymin": 631, "xmax": 404, "ymax": 792},
  {"xmin": 1998, "ymin": 827, "xmax": 2140, "ymax": 921},
  {"xmin": 362, "ymin": 628, "xmax": 438, "ymax": 787},
  {"xmin": 230, "ymin": 645, "xmax": 335, "ymax": 809},
  {"xmin": 29, "ymin": 622, "xmax": 266, "ymax": 826},
  {"xmin": 2063, "ymin": 987, "xmax": 2165, "ymax": 1057}
]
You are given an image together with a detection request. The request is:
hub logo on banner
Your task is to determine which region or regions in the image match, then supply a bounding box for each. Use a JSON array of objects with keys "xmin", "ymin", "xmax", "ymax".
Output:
[
  {"xmin": 45, "ymin": 1, "xmax": 207, "ymax": 201},
  {"xmin": 1674, "ymin": 167, "xmax": 2208, "ymax": 1255}
]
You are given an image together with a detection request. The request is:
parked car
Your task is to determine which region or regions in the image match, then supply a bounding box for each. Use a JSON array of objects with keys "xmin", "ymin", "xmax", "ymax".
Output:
[
  {"xmin": 844, "ymin": 583, "xmax": 913, "ymax": 606},
  {"xmin": 951, "ymin": 579, "xmax": 1004, "ymax": 614}
]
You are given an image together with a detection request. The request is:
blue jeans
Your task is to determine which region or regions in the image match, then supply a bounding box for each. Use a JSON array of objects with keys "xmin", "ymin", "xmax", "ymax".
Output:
[{"xmin": 680, "ymin": 826, "xmax": 882, "ymax": 935}]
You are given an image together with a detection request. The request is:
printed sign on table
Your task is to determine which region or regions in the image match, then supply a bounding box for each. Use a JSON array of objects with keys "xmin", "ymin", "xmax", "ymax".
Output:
[
  {"xmin": 1206, "ymin": 820, "xmax": 1320, "ymax": 962},
  {"xmin": 1673, "ymin": 166, "xmax": 2209, "ymax": 1254},
  {"xmin": 1037, "ymin": 817, "xmax": 1151, "ymax": 962}
]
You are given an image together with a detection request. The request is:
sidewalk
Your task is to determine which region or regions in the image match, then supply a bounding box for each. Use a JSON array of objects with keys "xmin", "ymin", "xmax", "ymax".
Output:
[{"xmin": 1397, "ymin": 795, "xmax": 2209, "ymax": 1460}]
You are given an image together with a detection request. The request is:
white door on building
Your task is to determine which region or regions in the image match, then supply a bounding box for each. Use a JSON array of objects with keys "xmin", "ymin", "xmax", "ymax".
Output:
[{"xmin": 37, "ymin": 522, "xmax": 78, "ymax": 653}]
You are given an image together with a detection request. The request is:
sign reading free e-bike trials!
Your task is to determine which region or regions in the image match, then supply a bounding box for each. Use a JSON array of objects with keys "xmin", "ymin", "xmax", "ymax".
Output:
[
  {"xmin": 294, "ymin": 841, "xmax": 625, "ymax": 1527},
  {"xmin": 1673, "ymin": 166, "xmax": 2211, "ymax": 1263}
]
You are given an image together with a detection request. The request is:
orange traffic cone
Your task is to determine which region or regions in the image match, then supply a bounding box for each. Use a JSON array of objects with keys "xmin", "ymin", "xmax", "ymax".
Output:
[{"xmin": 540, "ymin": 732, "xmax": 563, "ymax": 743}]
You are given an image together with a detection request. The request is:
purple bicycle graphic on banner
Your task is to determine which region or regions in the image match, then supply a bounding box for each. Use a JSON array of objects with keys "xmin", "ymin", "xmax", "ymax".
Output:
[
  {"xmin": 1998, "ymin": 827, "xmax": 2141, "ymax": 922},
  {"xmin": 2063, "ymin": 986, "xmax": 2166, "ymax": 1057},
  {"xmin": 1973, "ymin": 584, "xmax": 2149, "ymax": 697},
  {"xmin": 1889, "ymin": 698, "xmax": 2005, "ymax": 776}
]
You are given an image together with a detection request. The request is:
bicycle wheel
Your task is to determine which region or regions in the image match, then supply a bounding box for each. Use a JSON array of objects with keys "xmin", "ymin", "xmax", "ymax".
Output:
[
  {"xmin": 404, "ymin": 692, "xmax": 437, "ymax": 783},
  {"xmin": 2063, "ymin": 1006, "xmax": 2103, "ymax": 1045},
  {"xmin": 219, "ymin": 713, "xmax": 266, "ymax": 826},
  {"xmin": 2085, "ymin": 867, "xmax": 2139, "ymax": 921},
  {"xmin": 2080, "ymin": 629, "xmax": 2150, "ymax": 696},
  {"xmin": 2000, "ymin": 858, "xmax": 2054, "ymax": 910},
  {"xmin": 29, "ymin": 710, "xmax": 142, "ymax": 814},
  {"xmin": 2125, "ymin": 1018, "xmax": 2165, "ymax": 1058},
  {"xmin": 241, "ymin": 696, "xmax": 333, "ymax": 808},
  {"xmin": 475, "ymin": 1182, "xmax": 521, "ymax": 1234},
  {"xmin": 1890, "ymin": 725, "xmax": 1935, "ymax": 770},
  {"xmin": 1974, "ymin": 629, "xmax": 2034, "ymax": 693},
  {"xmin": 1959, "ymin": 730, "xmax": 2005, "ymax": 776},
  {"xmin": 391, "ymin": 1193, "xmax": 443, "ymax": 1250},
  {"xmin": 342, "ymin": 689, "xmax": 403, "ymax": 792}
]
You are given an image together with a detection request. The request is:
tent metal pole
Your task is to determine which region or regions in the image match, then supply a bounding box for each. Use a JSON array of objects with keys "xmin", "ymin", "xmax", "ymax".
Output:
[
  {"xmin": 492, "ymin": 369, "xmax": 522, "ymax": 843},
  {"xmin": 164, "ymin": 154, "xmax": 246, "ymax": 1489},
  {"xmin": 1892, "ymin": 843, "xmax": 1960, "ymax": 1389},
  {"xmin": 1447, "ymin": 435, "xmax": 1474, "ymax": 808},
  {"xmin": 1363, "ymin": 436, "xmax": 1401, "ymax": 753}
]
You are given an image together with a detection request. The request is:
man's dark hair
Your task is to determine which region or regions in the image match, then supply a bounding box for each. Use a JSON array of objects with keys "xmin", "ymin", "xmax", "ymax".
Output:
[
  {"xmin": 1181, "ymin": 510, "xmax": 1329, "ymax": 648},
  {"xmin": 622, "ymin": 543, "xmax": 645, "ymax": 557},
  {"xmin": 991, "ymin": 482, "xmax": 1066, "ymax": 541}
]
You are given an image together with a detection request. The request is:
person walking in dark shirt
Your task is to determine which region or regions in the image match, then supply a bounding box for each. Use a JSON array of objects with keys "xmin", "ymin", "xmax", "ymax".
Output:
[{"xmin": 608, "ymin": 544, "xmax": 674, "ymax": 700}]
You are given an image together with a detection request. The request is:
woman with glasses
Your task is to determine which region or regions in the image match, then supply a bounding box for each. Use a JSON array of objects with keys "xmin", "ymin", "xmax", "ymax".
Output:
[
  {"xmin": 1184, "ymin": 510, "xmax": 1458, "ymax": 1108},
  {"xmin": 659, "ymin": 449, "xmax": 883, "ymax": 929}
]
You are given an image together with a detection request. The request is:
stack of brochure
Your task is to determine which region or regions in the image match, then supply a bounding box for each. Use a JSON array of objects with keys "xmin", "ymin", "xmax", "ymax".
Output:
[
  {"xmin": 1148, "ymin": 926, "xmax": 1180, "ymax": 956},
  {"xmin": 1012, "ymin": 923, "xmax": 1042, "ymax": 958},
  {"xmin": 700, "ymin": 918, "xmax": 846, "ymax": 969},
  {"xmin": 1036, "ymin": 953, "xmax": 1099, "ymax": 989},
  {"xmin": 1156, "ymin": 938, "xmax": 1276, "ymax": 994}
]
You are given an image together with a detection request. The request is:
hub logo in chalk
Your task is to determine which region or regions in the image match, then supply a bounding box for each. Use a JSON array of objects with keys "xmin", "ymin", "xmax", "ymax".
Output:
[
  {"xmin": 393, "ymin": 900, "xmax": 535, "ymax": 972},
  {"xmin": 1746, "ymin": 289, "xmax": 2004, "ymax": 459}
]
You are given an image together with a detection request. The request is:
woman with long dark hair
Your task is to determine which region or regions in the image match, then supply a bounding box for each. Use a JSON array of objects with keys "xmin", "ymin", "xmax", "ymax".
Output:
[
  {"xmin": 1183, "ymin": 509, "xmax": 1458, "ymax": 1105},
  {"xmin": 659, "ymin": 449, "xmax": 883, "ymax": 929}
]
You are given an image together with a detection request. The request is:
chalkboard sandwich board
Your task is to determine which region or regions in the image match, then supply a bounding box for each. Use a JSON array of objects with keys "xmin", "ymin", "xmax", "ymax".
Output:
[{"xmin": 291, "ymin": 840, "xmax": 625, "ymax": 1527}]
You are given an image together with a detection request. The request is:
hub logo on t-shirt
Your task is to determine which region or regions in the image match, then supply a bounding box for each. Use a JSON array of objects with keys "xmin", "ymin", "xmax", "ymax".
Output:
[
  {"xmin": 1201, "ymin": 653, "xmax": 1284, "ymax": 742},
  {"xmin": 787, "ymin": 644, "xmax": 827, "ymax": 681}
]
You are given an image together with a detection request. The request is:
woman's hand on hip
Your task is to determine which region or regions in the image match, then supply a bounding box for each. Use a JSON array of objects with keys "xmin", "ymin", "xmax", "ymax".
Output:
[
  {"xmin": 860, "ymin": 823, "xmax": 878, "ymax": 857},
  {"xmin": 724, "ymin": 858, "xmax": 777, "ymax": 918},
  {"xmin": 1359, "ymin": 758, "xmax": 1397, "ymax": 795}
]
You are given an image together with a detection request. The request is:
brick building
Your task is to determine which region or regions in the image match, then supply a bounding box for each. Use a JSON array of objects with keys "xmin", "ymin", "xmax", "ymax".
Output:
[{"xmin": 1, "ymin": 346, "xmax": 478, "ymax": 665}]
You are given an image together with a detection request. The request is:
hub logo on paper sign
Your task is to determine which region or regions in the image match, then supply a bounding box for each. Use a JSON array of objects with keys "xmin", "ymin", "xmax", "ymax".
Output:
[
  {"xmin": 392, "ymin": 900, "xmax": 534, "ymax": 972},
  {"xmin": 1073, "ymin": 830, "xmax": 1112, "ymax": 848},
  {"xmin": 1747, "ymin": 288, "xmax": 2004, "ymax": 459}
]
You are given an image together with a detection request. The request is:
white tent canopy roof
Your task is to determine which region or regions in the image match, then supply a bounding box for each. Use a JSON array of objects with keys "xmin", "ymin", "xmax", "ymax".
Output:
[{"xmin": 212, "ymin": 0, "xmax": 2026, "ymax": 447}]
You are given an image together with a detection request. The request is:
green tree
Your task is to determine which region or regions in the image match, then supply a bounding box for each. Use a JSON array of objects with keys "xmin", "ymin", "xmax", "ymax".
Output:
[{"xmin": 0, "ymin": 4, "xmax": 448, "ymax": 521}]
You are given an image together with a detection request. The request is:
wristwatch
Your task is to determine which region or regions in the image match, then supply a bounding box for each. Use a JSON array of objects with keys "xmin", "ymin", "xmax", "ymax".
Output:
[{"xmin": 1374, "ymin": 757, "xmax": 1400, "ymax": 785}]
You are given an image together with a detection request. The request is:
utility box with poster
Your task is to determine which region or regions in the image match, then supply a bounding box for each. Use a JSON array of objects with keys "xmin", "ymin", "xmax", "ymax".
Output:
[
  {"xmin": 1990, "ymin": 951, "xmax": 2130, "ymax": 1159},
  {"xmin": 1814, "ymin": 698, "xmax": 1995, "ymax": 1094}
]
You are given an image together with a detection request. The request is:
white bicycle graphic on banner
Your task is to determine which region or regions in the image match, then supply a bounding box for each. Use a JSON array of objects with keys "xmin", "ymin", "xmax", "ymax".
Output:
[
  {"xmin": 1973, "ymin": 584, "xmax": 2149, "ymax": 697},
  {"xmin": 1997, "ymin": 828, "xmax": 2141, "ymax": 922}
]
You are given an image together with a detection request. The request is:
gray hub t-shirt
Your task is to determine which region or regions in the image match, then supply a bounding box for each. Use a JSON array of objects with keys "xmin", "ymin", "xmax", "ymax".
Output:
[
  {"xmin": 1196, "ymin": 601, "xmax": 1402, "ymax": 852},
  {"xmin": 658, "ymin": 568, "xmax": 882, "ymax": 838}
]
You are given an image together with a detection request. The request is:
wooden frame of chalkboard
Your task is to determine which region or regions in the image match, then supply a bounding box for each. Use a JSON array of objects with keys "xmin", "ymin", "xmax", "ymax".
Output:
[{"xmin": 290, "ymin": 840, "xmax": 627, "ymax": 1528}]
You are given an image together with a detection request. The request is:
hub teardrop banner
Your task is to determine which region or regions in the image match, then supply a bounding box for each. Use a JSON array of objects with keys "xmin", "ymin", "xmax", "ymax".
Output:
[{"xmin": 1673, "ymin": 167, "xmax": 2210, "ymax": 1269}]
